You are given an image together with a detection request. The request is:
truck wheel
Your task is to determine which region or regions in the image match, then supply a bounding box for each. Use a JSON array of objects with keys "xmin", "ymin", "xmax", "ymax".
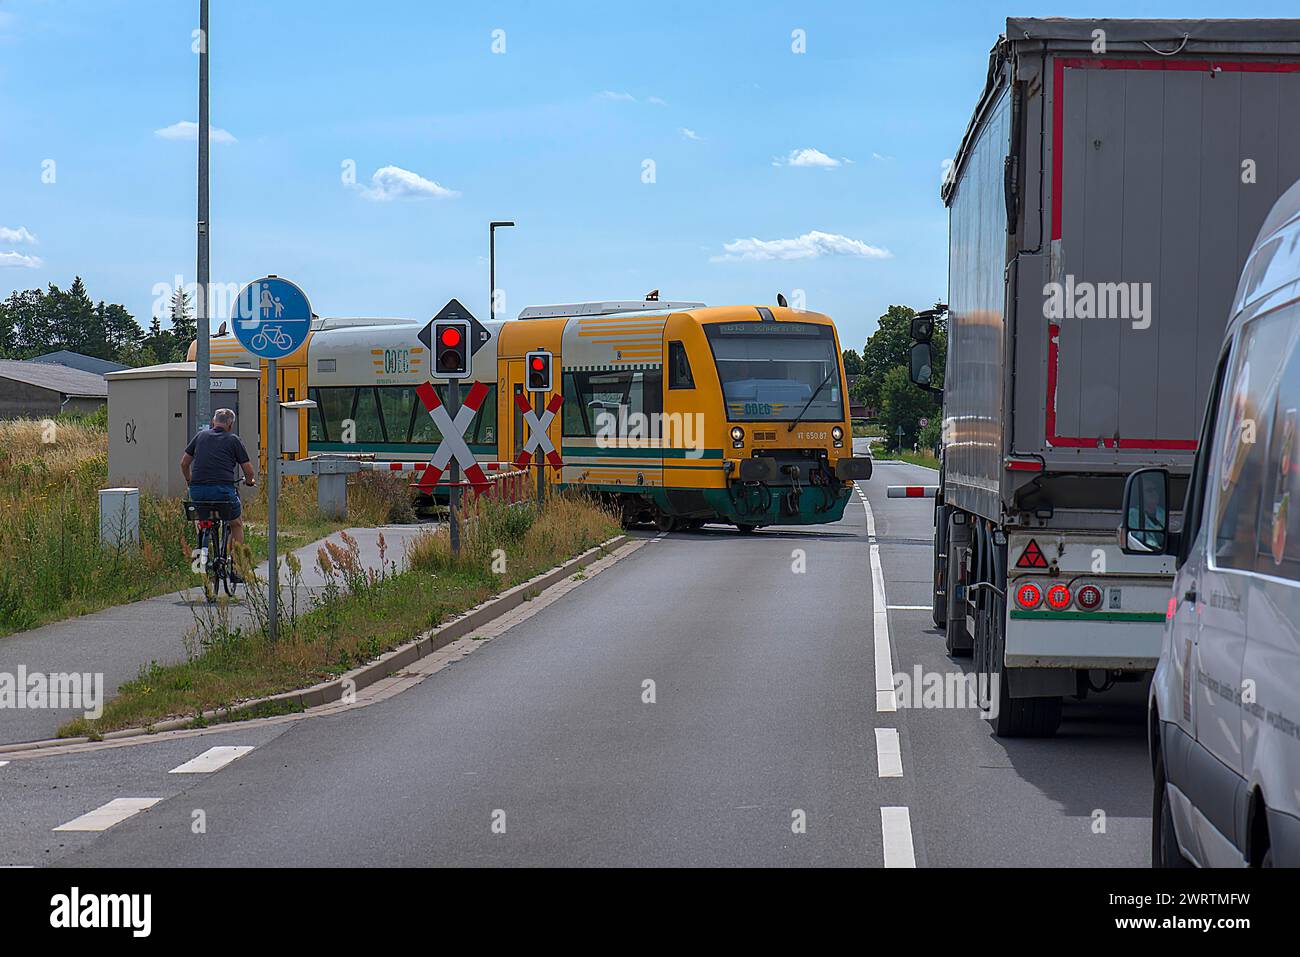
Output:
[
  {"xmin": 979, "ymin": 585, "xmax": 1061, "ymax": 737},
  {"xmin": 1152, "ymin": 748, "xmax": 1193, "ymax": 867},
  {"xmin": 944, "ymin": 516, "xmax": 972, "ymax": 656},
  {"xmin": 932, "ymin": 503, "xmax": 949, "ymax": 628}
]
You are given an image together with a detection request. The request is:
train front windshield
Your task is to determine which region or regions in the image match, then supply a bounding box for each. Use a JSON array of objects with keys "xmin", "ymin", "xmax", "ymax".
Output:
[{"xmin": 704, "ymin": 321, "xmax": 844, "ymax": 423}]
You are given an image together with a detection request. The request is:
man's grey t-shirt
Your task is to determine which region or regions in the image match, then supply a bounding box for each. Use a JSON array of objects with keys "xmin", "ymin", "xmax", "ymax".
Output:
[{"xmin": 186, "ymin": 427, "xmax": 250, "ymax": 485}]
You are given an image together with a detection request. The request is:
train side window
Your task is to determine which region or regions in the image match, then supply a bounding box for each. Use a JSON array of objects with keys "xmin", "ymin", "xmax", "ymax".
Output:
[
  {"xmin": 669, "ymin": 341, "xmax": 694, "ymax": 389},
  {"xmin": 351, "ymin": 388, "xmax": 385, "ymax": 443},
  {"xmin": 377, "ymin": 386, "xmax": 418, "ymax": 443},
  {"xmin": 562, "ymin": 372, "xmax": 588, "ymax": 437},
  {"xmin": 316, "ymin": 387, "xmax": 355, "ymax": 444},
  {"xmin": 307, "ymin": 387, "xmax": 326, "ymax": 442}
]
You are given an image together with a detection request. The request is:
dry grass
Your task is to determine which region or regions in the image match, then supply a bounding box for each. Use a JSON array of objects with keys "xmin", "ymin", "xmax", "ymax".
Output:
[
  {"xmin": 61, "ymin": 492, "xmax": 622, "ymax": 736},
  {"xmin": 0, "ymin": 418, "xmax": 418, "ymax": 637}
]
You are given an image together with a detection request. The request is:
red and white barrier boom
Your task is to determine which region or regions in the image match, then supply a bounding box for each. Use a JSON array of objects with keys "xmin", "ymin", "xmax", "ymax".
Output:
[{"xmin": 886, "ymin": 485, "xmax": 939, "ymax": 498}]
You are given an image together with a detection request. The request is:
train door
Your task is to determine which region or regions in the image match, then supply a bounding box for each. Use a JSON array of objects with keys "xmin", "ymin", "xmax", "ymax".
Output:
[
  {"xmin": 506, "ymin": 359, "xmax": 526, "ymax": 465},
  {"xmin": 258, "ymin": 358, "xmax": 310, "ymax": 469}
]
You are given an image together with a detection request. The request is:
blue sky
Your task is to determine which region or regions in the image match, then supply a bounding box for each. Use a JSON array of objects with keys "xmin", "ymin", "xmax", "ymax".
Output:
[{"xmin": 2, "ymin": 0, "xmax": 1297, "ymax": 350}]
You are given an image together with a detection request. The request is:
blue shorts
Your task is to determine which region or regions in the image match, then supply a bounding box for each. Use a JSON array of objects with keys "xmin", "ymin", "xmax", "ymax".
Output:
[{"xmin": 188, "ymin": 483, "xmax": 242, "ymax": 519}]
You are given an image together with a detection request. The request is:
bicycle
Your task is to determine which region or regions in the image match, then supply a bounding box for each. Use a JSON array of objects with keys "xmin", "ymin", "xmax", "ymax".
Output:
[
  {"xmin": 250, "ymin": 324, "xmax": 292, "ymax": 353},
  {"xmin": 184, "ymin": 499, "xmax": 242, "ymax": 601}
]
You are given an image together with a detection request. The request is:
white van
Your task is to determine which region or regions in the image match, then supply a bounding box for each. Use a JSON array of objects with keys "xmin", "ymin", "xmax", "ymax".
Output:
[{"xmin": 1122, "ymin": 178, "xmax": 1300, "ymax": 868}]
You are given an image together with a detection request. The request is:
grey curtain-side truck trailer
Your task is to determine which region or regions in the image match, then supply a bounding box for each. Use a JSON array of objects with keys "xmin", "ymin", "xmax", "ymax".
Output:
[{"xmin": 907, "ymin": 18, "xmax": 1300, "ymax": 736}]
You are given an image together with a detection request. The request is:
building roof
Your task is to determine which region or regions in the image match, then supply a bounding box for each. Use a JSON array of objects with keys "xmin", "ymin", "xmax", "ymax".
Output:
[
  {"xmin": 103, "ymin": 362, "xmax": 258, "ymax": 381},
  {"xmin": 30, "ymin": 350, "xmax": 130, "ymax": 376},
  {"xmin": 0, "ymin": 360, "xmax": 109, "ymax": 398}
]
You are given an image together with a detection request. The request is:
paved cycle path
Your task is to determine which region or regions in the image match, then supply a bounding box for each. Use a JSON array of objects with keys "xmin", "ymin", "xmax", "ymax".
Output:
[{"xmin": 0, "ymin": 526, "xmax": 427, "ymax": 745}]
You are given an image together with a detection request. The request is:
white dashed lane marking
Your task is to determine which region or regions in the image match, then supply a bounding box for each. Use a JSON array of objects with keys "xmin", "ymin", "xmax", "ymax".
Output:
[
  {"xmin": 53, "ymin": 798, "xmax": 162, "ymax": 832},
  {"xmin": 886, "ymin": 605, "xmax": 931, "ymax": 611},
  {"xmin": 169, "ymin": 746, "xmax": 254, "ymax": 774},
  {"xmin": 881, "ymin": 807, "xmax": 917, "ymax": 868},
  {"xmin": 874, "ymin": 728, "xmax": 903, "ymax": 778}
]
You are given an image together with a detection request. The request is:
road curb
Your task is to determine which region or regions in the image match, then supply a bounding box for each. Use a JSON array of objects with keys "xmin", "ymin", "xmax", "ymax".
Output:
[{"xmin": 0, "ymin": 533, "xmax": 630, "ymax": 756}]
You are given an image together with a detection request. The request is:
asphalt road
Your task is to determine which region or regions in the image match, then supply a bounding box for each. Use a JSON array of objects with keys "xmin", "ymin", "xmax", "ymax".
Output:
[{"xmin": 1, "ymin": 453, "xmax": 1152, "ymax": 867}]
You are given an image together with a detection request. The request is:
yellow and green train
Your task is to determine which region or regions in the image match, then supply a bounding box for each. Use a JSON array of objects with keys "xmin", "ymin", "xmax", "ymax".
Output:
[{"xmin": 191, "ymin": 299, "xmax": 872, "ymax": 530}]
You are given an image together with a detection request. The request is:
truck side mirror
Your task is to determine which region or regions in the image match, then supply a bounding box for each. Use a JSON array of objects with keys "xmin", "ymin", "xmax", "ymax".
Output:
[
  {"xmin": 910, "ymin": 316, "xmax": 934, "ymax": 342},
  {"xmin": 1120, "ymin": 468, "xmax": 1171, "ymax": 554},
  {"xmin": 909, "ymin": 341, "xmax": 934, "ymax": 388}
]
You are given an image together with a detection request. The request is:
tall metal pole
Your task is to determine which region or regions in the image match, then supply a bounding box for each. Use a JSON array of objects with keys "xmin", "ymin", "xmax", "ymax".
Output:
[
  {"xmin": 489, "ymin": 220, "xmax": 515, "ymax": 323},
  {"xmin": 535, "ymin": 390, "xmax": 545, "ymax": 503},
  {"xmin": 195, "ymin": 0, "xmax": 211, "ymax": 429},
  {"xmin": 448, "ymin": 384, "xmax": 460, "ymax": 555},
  {"xmin": 267, "ymin": 359, "xmax": 279, "ymax": 642}
]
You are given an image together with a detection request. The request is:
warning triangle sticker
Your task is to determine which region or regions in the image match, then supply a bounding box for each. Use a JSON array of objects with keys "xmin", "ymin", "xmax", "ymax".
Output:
[{"xmin": 1016, "ymin": 539, "xmax": 1049, "ymax": 569}]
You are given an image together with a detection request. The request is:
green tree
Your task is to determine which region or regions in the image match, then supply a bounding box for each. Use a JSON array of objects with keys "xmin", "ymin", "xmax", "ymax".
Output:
[
  {"xmin": 169, "ymin": 287, "xmax": 196, "ymax": 345},
  {"xmin": 859, "ymin": 304, "xmax": 917, "ymax": 415},
  {"xmin": 841, "ymin": 348, "xmax": 864, "ymax": 376},
  {"xmin": 879, "ymin": 365, "xmax": 940, "ymax": 451}
]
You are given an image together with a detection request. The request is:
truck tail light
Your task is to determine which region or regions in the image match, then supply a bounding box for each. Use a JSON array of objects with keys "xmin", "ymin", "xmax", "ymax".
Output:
[
  {"xmin": 1046, "ymin": 583, "xmax": 1072, "ymax": 610},
  {"xmin": 1015, "ymin": 581, "xmax": 1043, "ymax": 610},
  {"xmin": 1075, "ymin": 584, "xmax": 1103, "ymax": 611}
]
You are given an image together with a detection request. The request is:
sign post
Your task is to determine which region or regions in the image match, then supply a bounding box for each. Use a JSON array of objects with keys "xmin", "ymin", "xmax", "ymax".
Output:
[
  {"xmin": 231, "ymin": 275, "xmax": 313, "ymax": 641},
  {"xmin": 419, "ymin": 299, "xmax": 492, "ymax": 555}
]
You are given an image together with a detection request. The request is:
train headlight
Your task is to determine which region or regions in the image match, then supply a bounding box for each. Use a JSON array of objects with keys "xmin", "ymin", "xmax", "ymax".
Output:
[
  {"xmin": 831, "ymin": 426, "xmax": 844, "ymax": 448},
  {"xmin": 731, "ymin": 426, "xmax": 744, "ymax": 448}
]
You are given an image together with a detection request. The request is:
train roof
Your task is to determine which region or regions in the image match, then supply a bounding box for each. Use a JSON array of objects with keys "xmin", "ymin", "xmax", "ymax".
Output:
[{"xmin": 517, "ymin": 300, "xmax": 706, "ymax": 320}]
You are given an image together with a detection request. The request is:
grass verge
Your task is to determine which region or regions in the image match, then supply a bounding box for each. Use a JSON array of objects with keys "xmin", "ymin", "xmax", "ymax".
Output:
[
  {"xmin": 59, "ymin": 492, "xmax": 621, "ymax": 737},
  {"xmin": 0, "ymin": 418, "xmax": 414, "ymax": 638}
]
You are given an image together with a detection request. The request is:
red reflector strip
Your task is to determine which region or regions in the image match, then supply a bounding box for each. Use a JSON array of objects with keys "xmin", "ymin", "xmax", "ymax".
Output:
[
  {"xmin": 1166, "ymin": 596, "xmax": 1177, "ymax": 621},
  {"xmin": 1005, "ymin": 458, "xmax": 1044, "ymax": 472}
]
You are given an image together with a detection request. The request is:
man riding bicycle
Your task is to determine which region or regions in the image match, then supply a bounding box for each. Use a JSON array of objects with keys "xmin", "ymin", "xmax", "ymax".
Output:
[{"xmin": 181, "ymin": 408, "xmax": 256, "ymax": 579}]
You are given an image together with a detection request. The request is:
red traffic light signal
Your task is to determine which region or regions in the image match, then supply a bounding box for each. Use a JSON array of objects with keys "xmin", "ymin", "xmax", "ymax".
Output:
[
  {"xmin": 434, "ymin": 320, "xmax": 470, "ymax": 378},
  {"xmin": 525, "ymin": 350, "xmax": 553, "ymax": 392}
]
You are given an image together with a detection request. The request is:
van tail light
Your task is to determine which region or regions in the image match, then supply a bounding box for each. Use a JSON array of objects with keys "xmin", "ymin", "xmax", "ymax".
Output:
[
  {"xmin": 1075, "ymin": 584, "xmax": 1103, "ymax": 611},
  {"xmin": 1046, "ymin": 583, "xmax": 1072, "ymax": 610},
  {"xmin": 1015, "ymin": 581, "xmax": 1043, "ymax": 610}
]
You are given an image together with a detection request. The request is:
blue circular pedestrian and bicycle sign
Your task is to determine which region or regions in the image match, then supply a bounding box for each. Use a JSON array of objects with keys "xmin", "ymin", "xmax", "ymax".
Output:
[{"xmin": 230, "ymin": 276, "xmax": 313, "ymax": 360}]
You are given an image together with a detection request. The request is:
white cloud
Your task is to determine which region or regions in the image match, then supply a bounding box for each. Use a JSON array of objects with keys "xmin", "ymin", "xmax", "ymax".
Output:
[
  {"xmin": 647, "ymin": 96, "xmax": 668, "ymax": 106},
  {"xmin": 777, "ymin": 148, "xmax": 844, "ymax": 169},
  {"xmin": 155, "ymin": 121, "xmax": 237, "ymax": 144},
  {"xmin": 0, "ymin": 226, "xmax": 37, "ymax": 244},
  {"xmin": 680, "ymin": 128, "xmax": 701, "ymax": 141},
  {"xmin": 599, "ymin": 90, "xmax": 637, "ymax": 102},
  {"xmin": 711, "ymin": 230, "xmax": 892, "ymax": 263},
  {"xmin": 0, "ymin": 251, "xmax": 43, "ymax": 269},
  {"xmin": 871, "ymin": 152, "xmax": 893, "ymax": 161},
  {"xmin": 359, "ymin": 165, "xmax": 460, "ymax": 202}
]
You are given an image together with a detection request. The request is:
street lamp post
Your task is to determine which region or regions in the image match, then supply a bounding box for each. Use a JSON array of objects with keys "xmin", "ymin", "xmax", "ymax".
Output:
[
  {"xmin": 195, "ymin": 0, "xmax": 211, "ymax": 431},
  {"xmin": 489, "ymin": 220, "xmax": 515, "ymax": 323}
]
